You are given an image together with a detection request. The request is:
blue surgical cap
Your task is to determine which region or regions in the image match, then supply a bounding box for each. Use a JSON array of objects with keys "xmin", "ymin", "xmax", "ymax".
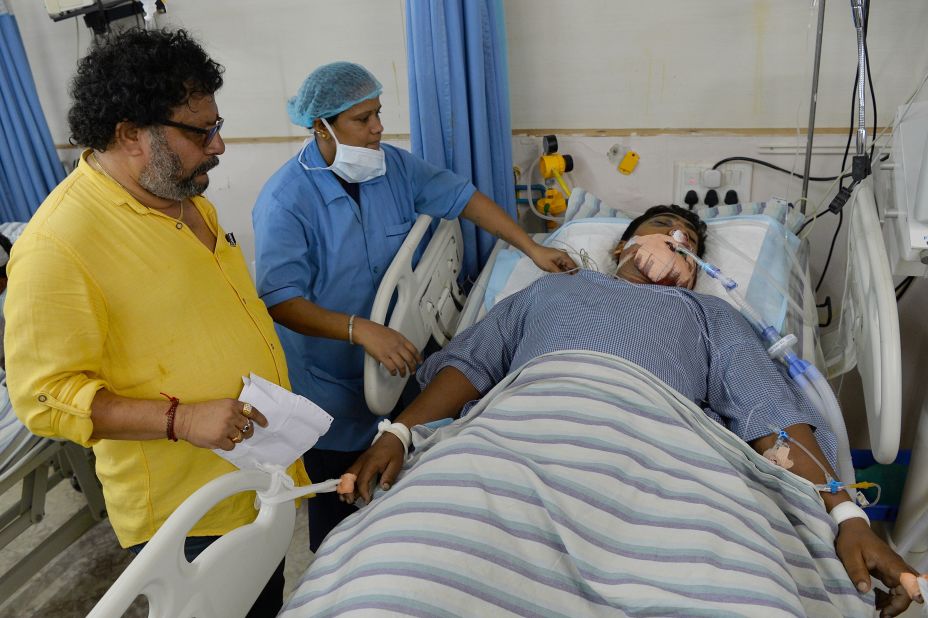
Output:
[{"xmin": 287, "ymin": 62, "xmax": 383, "ymax": 127}]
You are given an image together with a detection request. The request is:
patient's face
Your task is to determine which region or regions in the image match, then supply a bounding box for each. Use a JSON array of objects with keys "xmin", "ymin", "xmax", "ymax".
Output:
[
  {"xmin": 633, "ymin": 214, "xmax": 700, "ymax": 250},
  {"xmin": 612, "ymin": 214, "xmax": 701, "ymax": 289}
]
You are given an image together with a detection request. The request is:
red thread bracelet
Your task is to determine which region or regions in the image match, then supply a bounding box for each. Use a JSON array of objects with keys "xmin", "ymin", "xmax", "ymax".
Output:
[{"xmin": 160, "ymin": 392, "xmax": 180, "ymax": 442}]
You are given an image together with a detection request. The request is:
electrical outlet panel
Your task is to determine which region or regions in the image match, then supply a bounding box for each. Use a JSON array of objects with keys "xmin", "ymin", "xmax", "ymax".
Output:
[{"xmin": 673, "ymin": 162, "xmax": 753, "ymax": 208}]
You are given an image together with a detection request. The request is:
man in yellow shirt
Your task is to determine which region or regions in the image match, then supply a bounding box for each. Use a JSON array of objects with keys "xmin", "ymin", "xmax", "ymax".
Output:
[{"xmin": 4, "ymin": 28, "xmax": 306, "ymax": 617}]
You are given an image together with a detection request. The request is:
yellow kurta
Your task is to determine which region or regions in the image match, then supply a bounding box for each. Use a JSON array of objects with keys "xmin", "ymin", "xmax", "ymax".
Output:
[{"xmin": 5, "ymin": 151, "xmax": 308, "ymax": 547}]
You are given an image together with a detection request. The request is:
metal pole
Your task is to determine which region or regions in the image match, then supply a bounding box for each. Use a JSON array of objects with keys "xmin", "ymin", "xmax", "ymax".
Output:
[
  {"xmin": 801, "ymin": 0, "xmax": 828, "ymax": 213},
  {"xmin": 851, "ymin": 0, "xmax": 868, "ymax": 156}
]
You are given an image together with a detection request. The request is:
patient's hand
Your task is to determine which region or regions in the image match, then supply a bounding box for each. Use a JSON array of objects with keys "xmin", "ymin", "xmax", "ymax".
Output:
[
  {"xmin": 835, "ymin": 518, "xmax": 921, "ymax": 617},
  {"xmin": 340, "ymin": 433, "xmax": 406, "ymax": 504},
  {"xmin": 353, "ymin": 318, "xmax": 423, "ymax": 377},
  {"xmin": 528, "ymin": 245, "xmax": 577, "ymax": 273}
]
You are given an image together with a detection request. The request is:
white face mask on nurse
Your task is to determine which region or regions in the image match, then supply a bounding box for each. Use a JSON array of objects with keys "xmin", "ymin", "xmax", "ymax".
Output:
[{"xmin": 303, "ymin": 97, "xmax": 386, "ymax": 184}]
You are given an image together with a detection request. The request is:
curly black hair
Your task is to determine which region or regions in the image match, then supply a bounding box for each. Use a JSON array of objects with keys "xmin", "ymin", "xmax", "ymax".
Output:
[
  {"xmin": 620, "ymin": 204, "xmax": 708, "ymax": 257},
  {"xmin": 68, "ymin": 28, "xmax": 224, "ymax": 150}
]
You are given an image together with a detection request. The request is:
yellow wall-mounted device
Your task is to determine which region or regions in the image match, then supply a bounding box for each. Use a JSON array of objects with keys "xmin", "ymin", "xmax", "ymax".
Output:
[
  {"xmin": 618, "ymin": 150, "xmax": 640, "ymax": 175},
  {"xmin": 536, "ymin": 188, "xmax": 567, "ymax": 230},
  {"xmin": 539, "ymin": 153, "xmax": 574, "ymax": 198}
]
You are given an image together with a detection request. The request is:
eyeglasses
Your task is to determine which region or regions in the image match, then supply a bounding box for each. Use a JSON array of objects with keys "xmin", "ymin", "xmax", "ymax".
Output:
[{"xmin": 160, "ymin": 117, "xmax": 224, "ymax": 147}]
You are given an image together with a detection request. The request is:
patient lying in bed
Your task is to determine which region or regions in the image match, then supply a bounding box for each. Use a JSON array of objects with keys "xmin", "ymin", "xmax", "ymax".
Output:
[{"xmin": 314, "ymin": 205, "xmax": 919, "ymax": 617}]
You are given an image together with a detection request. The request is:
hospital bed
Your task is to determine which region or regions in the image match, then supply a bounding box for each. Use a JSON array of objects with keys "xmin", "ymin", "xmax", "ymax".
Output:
[
  {"xmin": 0, "ymin": 374, "xmax": 108, "ymax": 600},
  {"xmin": 367, "ymin": 184, "xmax": 901, "ymax": 465},
  {"xmin": 0, "ymin": 221, "xmax": 107, "ymax": 602},
  {"xmin": 91, "ymin": 185, "xmax": 907, "ymax": 617}
]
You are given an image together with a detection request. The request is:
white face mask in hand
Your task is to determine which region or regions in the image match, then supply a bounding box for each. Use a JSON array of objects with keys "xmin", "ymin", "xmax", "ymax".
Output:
[{"xmin": 300, "ymin": 117, "xmax": 386, "ymax": 184}]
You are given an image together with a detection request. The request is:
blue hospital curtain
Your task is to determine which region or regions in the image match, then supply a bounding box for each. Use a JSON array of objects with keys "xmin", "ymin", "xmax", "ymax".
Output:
[
  {"xmin": 406, "ymin": 0, "xmax": 516, "ymax": 282},
  {"xmin": 0, "ymin": 4, "xmax": 64, "ymax": 222}
]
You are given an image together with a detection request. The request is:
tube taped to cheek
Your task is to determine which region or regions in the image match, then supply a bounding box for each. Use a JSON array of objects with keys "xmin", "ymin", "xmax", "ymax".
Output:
[{"xmin": 628, "ymin": 234, "xmax": 696, "ymax": 287}]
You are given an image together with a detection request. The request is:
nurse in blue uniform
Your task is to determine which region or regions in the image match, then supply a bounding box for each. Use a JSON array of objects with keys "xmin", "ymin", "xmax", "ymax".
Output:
[{"xmin": 253, "ymin": 62, "xmax": 575, "ymax": 550}]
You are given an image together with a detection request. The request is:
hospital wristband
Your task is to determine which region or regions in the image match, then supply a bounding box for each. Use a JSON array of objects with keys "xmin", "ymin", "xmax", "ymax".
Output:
[
  {"xmin": 829, "ymin": 501, "xmax": 870, "ymax": 527},
  {"xmin": 372, "ymin": 419, "xmax": 411, "ymax": 458}
]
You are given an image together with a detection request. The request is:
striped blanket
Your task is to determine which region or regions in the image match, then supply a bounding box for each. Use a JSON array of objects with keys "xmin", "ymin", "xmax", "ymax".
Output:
[{"xmin": 282, "ymin": 351, "xmax": 871, "ymax": 617}]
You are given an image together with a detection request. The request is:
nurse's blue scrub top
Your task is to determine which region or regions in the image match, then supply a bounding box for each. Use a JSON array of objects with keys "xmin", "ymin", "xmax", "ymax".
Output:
[{"xmin": 253, "ymin": 140, "xmax": 476, "ymax": 451}]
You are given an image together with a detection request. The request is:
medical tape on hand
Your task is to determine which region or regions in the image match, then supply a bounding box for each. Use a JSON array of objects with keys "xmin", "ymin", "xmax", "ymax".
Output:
[
  {"xmin": 829, "ymin": 501, "xmax": 870, "ymax": 527},
  {"xmin": 372, "ymin": 419, "xmax": 411, "ymax": 458}
]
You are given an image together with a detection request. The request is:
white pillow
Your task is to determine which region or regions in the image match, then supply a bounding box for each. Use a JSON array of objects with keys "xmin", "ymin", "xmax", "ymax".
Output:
[{"xmin": 484, "ymin": 216, "xmax": 803, "ymax": 333}]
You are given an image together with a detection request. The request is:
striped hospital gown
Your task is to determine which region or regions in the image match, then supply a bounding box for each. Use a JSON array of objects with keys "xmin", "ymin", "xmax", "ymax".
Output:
[{"xmin": 419, "ymin": 270, "xmax": 837, "ymax": 472}]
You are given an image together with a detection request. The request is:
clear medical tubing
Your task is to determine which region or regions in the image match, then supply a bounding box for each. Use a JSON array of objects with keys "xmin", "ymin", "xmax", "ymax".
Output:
[
  {"xmin": 677, "ymin": 246, "xmax": 855, "ymax": 484},
  {"xmin": 523, "ymin": 157, "xmax": 565, "ymax": 223}
]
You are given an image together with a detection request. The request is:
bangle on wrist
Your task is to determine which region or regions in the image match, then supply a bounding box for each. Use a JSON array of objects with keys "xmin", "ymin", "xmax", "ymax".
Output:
[
  {"xmin": 348, "ymin": 314, "xmax": 356, "ymax": 345},
  {"xmin": 160, "ymin": 392, "xmax": 180, "ymax": 442},
  {"xmin": 829, "ymin": 501, "xmax": 870, "ymax": 527}
]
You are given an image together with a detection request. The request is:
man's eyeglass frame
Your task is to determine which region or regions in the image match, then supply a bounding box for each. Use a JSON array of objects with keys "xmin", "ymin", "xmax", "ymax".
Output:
[{"xmin": 160, "ymin": 117, "xmax": 224, "ymax": 147}]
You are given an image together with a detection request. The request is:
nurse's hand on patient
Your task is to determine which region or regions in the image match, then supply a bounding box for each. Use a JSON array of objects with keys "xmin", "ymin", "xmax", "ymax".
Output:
[
  {"xmin": 175, "ymin": 399, "xmax": 268, "ymax": 451},
  {"xmin": 339, "ymin": 434, "xmax": 405, "ymax": 504},
  {"xmin": 527, "ymin": 244, "xmax": 577, "ymax": 273},
  {"xmin": 835, "ymin": 517, "xmax": 920, "ymax": 617},
  {"xmin": 353, "ymin": 318, "xmax": 423, "ymax": 377}
]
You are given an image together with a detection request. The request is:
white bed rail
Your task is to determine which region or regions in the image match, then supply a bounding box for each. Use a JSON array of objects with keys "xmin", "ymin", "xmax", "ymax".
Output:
[
  {"xmin": 88, "ymin": 470, "xmax": 295, "ymax": 618},
  {"xmin": 364, "ymin": 215, "xmax": 465, "ymax": 415},
  {"xmin": 822, "ymin": 179, "xmax": 901, "ymax": 464}
]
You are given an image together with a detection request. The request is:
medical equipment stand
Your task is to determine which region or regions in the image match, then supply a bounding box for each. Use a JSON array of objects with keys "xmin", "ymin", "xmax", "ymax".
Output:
[{"xmin": 800, "ymin": 0, "xmax": 827, "ymax": 212}]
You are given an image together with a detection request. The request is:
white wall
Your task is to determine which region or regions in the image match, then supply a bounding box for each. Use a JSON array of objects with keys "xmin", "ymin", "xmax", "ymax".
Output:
[
  {"xmin": 11, "ymin": 0, "xmax": 409, "ymax": 141},
  {"xmin": 9, "ymin": 0, "xmax": 928, "ymax": 449},
  {"xmin": 506, "ymin": 0, "xmax": 928, "ymax": 131}
]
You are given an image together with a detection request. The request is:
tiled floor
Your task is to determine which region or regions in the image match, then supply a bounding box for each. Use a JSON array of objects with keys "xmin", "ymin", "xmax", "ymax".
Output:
[{"xmin": 0, "ymin": 478, "xmax": 314, "ymax": 617}]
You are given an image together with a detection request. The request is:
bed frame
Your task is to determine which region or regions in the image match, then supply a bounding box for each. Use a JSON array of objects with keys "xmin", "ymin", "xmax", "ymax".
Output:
[{"xmin": 0, "ymin": 436, "xmax": 106, "ymax": 600}]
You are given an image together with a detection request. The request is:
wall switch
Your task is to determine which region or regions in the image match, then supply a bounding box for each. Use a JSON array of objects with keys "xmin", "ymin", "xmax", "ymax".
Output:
[
  {"xmin": 674, "ymin": 162, "xmax": 752, "ymax": 207},
  {"xmin": 702, "ymin": 169, "xmax": 722, "ymax": 188}
]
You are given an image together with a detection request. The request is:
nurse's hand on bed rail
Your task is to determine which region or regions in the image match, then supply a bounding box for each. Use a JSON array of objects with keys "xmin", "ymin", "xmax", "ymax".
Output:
[
  {"xmin": 527, "ymin": 244, "xmax": 577, "ymax": 274},
  {"xmin": 835, "ymin": 517, "xmax": 922, "ymax": 617},
  {"xmin": 339, "ymin": 433, "xmax": 405, "ymax": 504},
  {"xmin": 353, "ymin": 318, "xmax": 423, "ymax": 377}
]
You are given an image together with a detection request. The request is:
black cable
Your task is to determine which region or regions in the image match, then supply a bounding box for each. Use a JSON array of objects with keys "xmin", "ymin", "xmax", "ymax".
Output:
[
  {"xmin": 817, "ymin": 296, "xmax": 833, "ymax": 328},
  {"xmin": 866, "ymin": 40, "xmax": 876, "ymax": 160},
  {"xmin": 797, "ymin": 210, "xmax": 830, "ymax": 235},
  {"xmin": 815, "ymin": 210, "xmax": 843, "ymax": 293},
  {"xmin": 711, "ymin": 157, "xmax": 840, "ymax": 181},
  {"xmin": 795, "ymin": 173, "xmax": 853, "ymax": 235},
  {"xmin": 896, "ymin": 276, "xmax": 915, "ymax": 300},
  {"xmin": 865, "ymin": 2, "xmax": 876, "ymax": 161},
  {"xmin": 815, "ymin": 5, "xmax": 872, "ymax": 297},
  {"xmin": 841, "ymin": 76, "xmax": 858, "ymax": 175}
]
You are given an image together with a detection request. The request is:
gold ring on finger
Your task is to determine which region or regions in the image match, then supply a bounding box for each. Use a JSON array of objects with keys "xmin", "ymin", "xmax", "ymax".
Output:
[
  {"xmin": 231, "ymin": 432, "xmax": 243, "ymax": 444},
  {"xmin": 242, "ymin": 403, "xmax": 253, "ymax": 418}
]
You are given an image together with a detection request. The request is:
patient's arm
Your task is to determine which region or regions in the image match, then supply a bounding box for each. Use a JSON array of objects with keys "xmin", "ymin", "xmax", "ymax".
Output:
[
  {"xmin": 752, "ymin": 424, "xmax": 918, "ymax": 617},
  {"xmin": 343, "ymin": 367, "xmax": 480, "ymax": 504}
]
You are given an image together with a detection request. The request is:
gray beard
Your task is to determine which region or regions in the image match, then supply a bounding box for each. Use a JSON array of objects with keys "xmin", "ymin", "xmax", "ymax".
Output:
[{"xmin": 137, "ymin": 127, "xmax": 218, "ymax": 201}]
